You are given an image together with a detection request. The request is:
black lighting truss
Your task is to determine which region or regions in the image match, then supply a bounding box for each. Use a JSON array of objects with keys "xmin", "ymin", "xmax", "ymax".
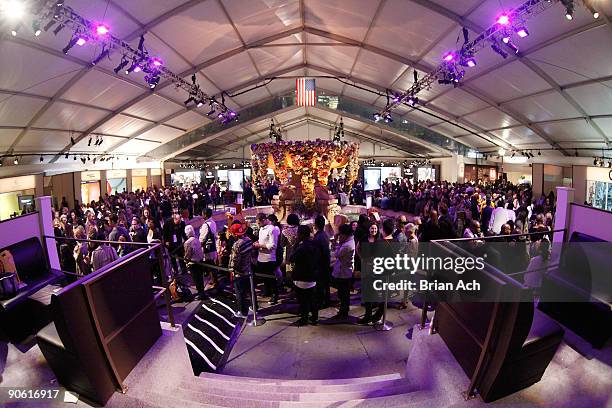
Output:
[
  {"xmin": 31, "ymin": 0, "xmax": 236, "ymax": 122},
  {"xmin": 376, "ymin": 0, "xmax": 565, "ymax": 118}
]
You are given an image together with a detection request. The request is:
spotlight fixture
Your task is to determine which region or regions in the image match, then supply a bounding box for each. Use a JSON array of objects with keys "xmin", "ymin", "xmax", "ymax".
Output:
[
  {"xmin": 583, "ymin": 1, "xmax": 599, "ymax": 18},
  {"xmin": 561, "ymin": 0, "xmax": 574, "ymax": 20},
  {"xmin": 125, "ymin": 60, "xmax": 140, "ymax": 75},
  {"xmin": 81, "ymin": 157, "xmax": 86, "ymax": 164},
  {"xmin": 196, "ymin": 100, "xmax": 204, "ymax": 108},
  {"xmin": 538, "ymin": 150, "xmax": 541, "ymax": 156},
  {"xmin": 39, "ymin": 155, "xmax": 44, "ymax": 162},
  {"xmin": 151, "ymin": 58, "xmax": 162, "ymax": 67},
  {"xmin": 95, "ymin": 24, "xmax": 109, "ymax": 36},
  {"xmin": 491, "ymin": 41, "xmax": 508, "ymax": 59},
  {"xmin": 53, "ymin": 23, "xmax": 65, "ymax": 35},
  {"xmin": 32, "ymin": 20, "xmax": 42, "ymax": 36},
  {"xmin": 515, "ymin": 26, "xmax": 529, "ymax": 38},
  {"xmin": 62, "ymin": 36, "xmax": 78, "ymax": 54},
  {"xmin": 383, "ymin": 113, "xmax": 393, "ymax": 123},
  {"xmin": 506, "ymin": 40, "xmax": 519, "ymax": 54},
  {"xmin": 575, "ymin": 149, "xmax": 579, "ymax": 157},
  {"xmin": 3, "ymin": 0, "xmax": 26, "ymax": 19},
  {"xmin": 43, "ymin": 20, "xmax": 56, "ymax": 32},
  {"xmin": 184, "ymin": 96, "xmax": 195, "ymax": 106},
  {"xmin": 502, "ymin": 34, "xmax": 511, "ymax": 44},
  {"xmin": 145, "ymin": 74, "xmax": 160, "ymax": 89},
  {"xmin": 462, "ymin": 57, "xmax": 477, "ymax": 68},
  {"xmin": 443, "ymin": 52, "xmax": 455, "ymax": 62},
  {"xmin": 65, "ymin": 153, "xmax": 69, "ymax": 159},
  {"xmin": 88, "ymin": 136, "xmax": 92, "ymax": 146},
  {"xmin": 10, "ymin": 23, "xmax": 21, "ymax": 37},
  {"xmin": 373, "ymin": 112, "xmax": 381, "ymax": 122},
  {"xmin": 91, "ymin": 49, "xmax": 109, "ymax": 65},
  {"xmin": 93, "ymin": 157, "xmax": 96, "ymax": 164},
  {"xmin": 511, "ymin": 151, "xmax": 516, "ymax": 158},
  {"xmin": 497, "ymin": 14, "xmax": 510, "ymax": 25},
  {"xmin": 114, "ymin": 57, "xmax": 129, "ymax": 74},
  {"xmin": 73, "ymin": 155, "xmax": 77, "ymax": 161},
  {"xmin": 70, "ymin": 136, "xmax": 75, "ymax": 145},
  {"xmin": 76, "ymin": 36, "xmax": 87, "ymax": 46},
  {"xmin": 13, "ymin": 157, "xmax": 19, "ymax": 165}
]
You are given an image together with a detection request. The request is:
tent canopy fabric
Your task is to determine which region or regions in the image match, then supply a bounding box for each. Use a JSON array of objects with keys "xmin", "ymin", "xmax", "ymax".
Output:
[{"xmin": 1, "ymin": 0, "xmax": 611, "ymax": 165}]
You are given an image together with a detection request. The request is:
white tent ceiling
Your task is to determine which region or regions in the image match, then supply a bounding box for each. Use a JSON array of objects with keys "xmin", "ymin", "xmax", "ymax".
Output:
[{"xmin": 0, "ymin": 0, "xmax": 611, "ymax": 169}]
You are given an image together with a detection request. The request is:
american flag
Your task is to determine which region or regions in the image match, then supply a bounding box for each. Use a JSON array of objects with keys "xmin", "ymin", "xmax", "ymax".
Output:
[{"xmin": 296, "ymin": 78, "xmax": 316, "ymax": 106}]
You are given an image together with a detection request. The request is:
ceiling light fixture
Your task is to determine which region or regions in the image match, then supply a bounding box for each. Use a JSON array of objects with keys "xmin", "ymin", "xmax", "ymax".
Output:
[
  {"xmin": 2, "ymin": 0, "xmax": 26, "ymax": 19},
  {"xmin": 497, "ymin": 14, "xmax": 511, "ymax": 25},
  {"xmin": 515, "ymin": 26, "xmax": 529, "ymax": 38}
]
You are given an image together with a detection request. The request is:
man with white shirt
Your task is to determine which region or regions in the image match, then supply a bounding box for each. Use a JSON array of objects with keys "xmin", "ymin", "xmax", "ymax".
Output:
[
  {"xmin": 489, "ymin": 199, "xmax": 509, "ymax": 235},
  {"xmin": 253, "ymin": 213, "xmax": 280, "ymax": 304}
]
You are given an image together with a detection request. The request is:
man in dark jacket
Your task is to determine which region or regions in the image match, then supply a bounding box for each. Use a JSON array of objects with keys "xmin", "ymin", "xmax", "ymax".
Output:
[
  {"xmin": 312, "ymin": 215, "xmax": 331, "ymax": 308},
  {"xmin": 163, "ymin": 213, "xmax": 187, "ymax": 275},
  {"xmin": 289, "ymin": 225, "xmax": 320, "ymax": 326}
]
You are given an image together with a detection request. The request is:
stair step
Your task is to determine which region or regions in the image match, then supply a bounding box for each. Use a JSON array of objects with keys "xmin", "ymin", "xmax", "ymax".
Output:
[
  {"xmin": 198, "ymin": 371, "xmax": 402, "ymax": 386},
  {"xmin": 107, "ymin": 392, "xmax": 216, "ymax": 408},
  {"xmin": 177, "ymin": 382, "xmax": 415, "ymax": 402},
  {"xmin": 184, "ymin": 376, "xmax": 410, "ymax": 394}
]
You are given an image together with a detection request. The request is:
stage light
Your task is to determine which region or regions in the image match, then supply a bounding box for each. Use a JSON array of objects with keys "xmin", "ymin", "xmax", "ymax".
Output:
[
  {"xmin": 88, "ymin": 136, "xmax": 92, "ymax": 146},
  {"xmin": 70, "ymin": 136, "xmax": 75, "ymax": 145},
  {"xmin": 93, "ymin": 157, "xmax": 96, "ymax": 164},
  {"xmin": 125, "ymin": 61, "xmax": 140, "ymax": 74},
  {"xmin": 114, "ymin": 57, "xmax": 129, "ymax": 74},
  {"xmin": 196, "ymin": 100, "xmax": 204, "ymax": 108},
  {"xmin": 32, "ymin": 20, "xmax": 41, "ymax": 36},
  {"xmin": 10, "ymin": 23, "xmax": 21, "ymax": 36},
  {"xmin": 515, "ymin": 27, "xmax": 529, "ymax": 38},
  {"xmin": 502, "ymin": 35, "xmax": 510, "ymax": 44},
  {"xmin": 443, "ymin": 52, "xmax": 455, "ymax": 62},
  {"xmin": 65, "ymin": 153, "xmax": 69, "ymax": 159},
  {"xmin": 151, "ymin": 58, "xmax": 162, "ymax": 67},
  {"xmin": 383, "ymin": 113, "xmax": 393, "ymax": 123},
  {"xmin": 91, "ymin": 49, "xmax": 109, "ymax": 65},
  {"xmin": 13, "ymin": 157, "xmax": 19, "ymax": 165},
  {"xmin": 506, "ymin": 41, "xmax": 519, "ymax": 54},
  {"xmin": 538, "ymin": 150, "xmax": 541, "ymax": 156},
  {"xmin": 76, "ymin": 37, "xmax": 87, "ymax": 46},
  {"xmin": 2, "ymin": 0, "xmax": 26, "ymax": 19},
  {"xmin": 511, "ymin": 151, "xmax": 515, "ymax": 158},
  {"xmin": 53, "ymin": 23, "xmax": 64, "ymax": 35},
  {"xmin": 81, "ymin": 157, "xmax": 86, "ymax": 164},
  {"xmin": 465, "ymin": 57, "xmax": 476, "ymax": 68},
  {"xmin": 39, "ymin": 155, "xmax": 44, "ymax": 162},
  {"xmin": 491, "ymin": 42, "xmax": 508, "ymax": 59},
  {"xmin": 497, "ymin": 14, "xmax": 510, "ymax": 25},
  {"xmin": 145, "ymin": 74, "xmax": 160, "ymax": 89},
  {"xmin": 373, "ymin": 113, "xmax": 381, "ymax": 122},
  {"xmin": 43, "ymin": 20, "xmax": 56, "ymax": 32},
  {"xmin": 184, "ymin": 96, "xmax": 195, "ymax": 106},
  {"xmin": 95, "ymin": 24, "xmax": 109, "ymax": 35},
  {"xmin": 62, "ymin": 36, "xmax": 78, "ymax": 54},
  {"xmin": 73, "ymin": 155, "xmax": 77, "ymax": 160},
  {"xmin": 575, "ymin": 149, "xmax": 579, "ymax": 157}
]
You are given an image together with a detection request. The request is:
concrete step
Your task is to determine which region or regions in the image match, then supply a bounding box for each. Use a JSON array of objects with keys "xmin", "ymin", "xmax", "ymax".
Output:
[
  {"xmin": 177, "ymin": 381, "xmax": 415, "ymax": 403},
  {"xmin": 198, "ymin": 371, "xmax": 402, "ymax": 386},
  {"xmin": 107, "ymin": 392, "xmax": 216, "ymax": 408},
  {"xmin": 183, "ymin": 376, "xmax": 411, "ymax": 394}
]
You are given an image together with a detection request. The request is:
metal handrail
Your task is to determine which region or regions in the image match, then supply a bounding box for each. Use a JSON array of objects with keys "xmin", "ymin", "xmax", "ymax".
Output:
[{"xmin": 432, "ymin": 228, "xmax": 565, "ymax": 242}]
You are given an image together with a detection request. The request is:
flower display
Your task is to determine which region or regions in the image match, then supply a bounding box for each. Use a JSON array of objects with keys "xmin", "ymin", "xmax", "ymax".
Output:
[{"xmin": 251, "ymin": 140, "xmax": 359, "ymax": 208}]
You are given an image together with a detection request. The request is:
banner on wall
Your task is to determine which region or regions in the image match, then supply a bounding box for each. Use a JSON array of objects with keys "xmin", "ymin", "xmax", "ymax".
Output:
[
  {"xmin": 107, "ymin": 169, "xmax": 126, "ymax": 179},
  {"xmin": 81, "ymin": 171, "xmax": 100, "ymax": 182},
  {"xmin": 132, "ymin": 169, "xmax": 148, "ymax": 177}
]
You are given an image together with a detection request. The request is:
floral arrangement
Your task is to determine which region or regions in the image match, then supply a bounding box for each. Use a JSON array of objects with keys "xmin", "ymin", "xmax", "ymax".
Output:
[{"xmin": 251, "ymin": 139, "xmax": 359, "ymax": 207}]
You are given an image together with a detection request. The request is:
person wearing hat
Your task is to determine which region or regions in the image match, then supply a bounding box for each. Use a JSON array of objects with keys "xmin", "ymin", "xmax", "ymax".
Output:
[{"xmin": 228, "ymin": 222, "xmax": 255, "ymax": 317}]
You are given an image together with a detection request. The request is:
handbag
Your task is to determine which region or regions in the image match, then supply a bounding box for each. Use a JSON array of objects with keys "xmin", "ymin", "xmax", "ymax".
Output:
[{"xmin": 0, "ymin": 272, "xmax": 19, "ymax": 300}]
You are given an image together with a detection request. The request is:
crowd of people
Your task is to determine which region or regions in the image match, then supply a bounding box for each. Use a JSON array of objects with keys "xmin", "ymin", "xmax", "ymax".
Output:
[{"xmin": 51, "ymin": 176, "xmax": 555, "ymax": 326}]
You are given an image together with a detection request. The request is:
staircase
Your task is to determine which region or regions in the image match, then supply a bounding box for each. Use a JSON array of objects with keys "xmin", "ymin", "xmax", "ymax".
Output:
[{"xmin": 114, "ymin": 372, "xmax": 434, "ymax": 408}]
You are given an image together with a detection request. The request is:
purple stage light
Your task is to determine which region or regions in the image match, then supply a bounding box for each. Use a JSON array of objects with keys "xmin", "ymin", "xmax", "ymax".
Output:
[
  {"xmin": 497, "ymin": 14, "xmax": 510, "ymax": 25},
  {"xmin": 465, "ymin": 58, "xmax": 477, "ymax": 68},
  {"xmin": 134, "ymin": 66, "xmax": 141, "ymax": 73},
  {"xmin": 218, "ymin": 112, "xmax": 224, "ymax": 119},
  {"xmin": 516, "ymin": 27, "xmax": 529, "ymax": 38},
  {"xmin": 443, "ymin": 52, "xmax": 455, "ymax": 62},
  {"xmin": 76, "ymin": 37, "xmax": 87, "ymax": 46},
  {"xmin": 502, "ymin": 36, "xmax": 510, "ymax": 44},
  {"xmin": 229, "ymin": 111, "xmax": 236, "ymax": 117},
  {"xmin": 95, "ymin": 24, "xmax": 109, "ymax": 35},
  {"xmin": 151, "ymin": 58, "xmax": 162, "ymax": 67}
]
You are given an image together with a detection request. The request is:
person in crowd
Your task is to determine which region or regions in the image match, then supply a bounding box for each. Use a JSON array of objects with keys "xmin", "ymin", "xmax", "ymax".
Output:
[
  {"xmin": 524, "ymin": 236, "xmax": 551, "ymax": 296},
  {"xmin": 253, "ymin": 212, "xmax": 280, "ymax": 305},
  {"xmin": 393, "ymin": 215, "xmax": 408, "ymax": 243},
  {"xmin": 420, "ymin": 209, "xmax": 442, "ymax": 242},
  {"xmin": 331, "ymin": 224, "xmax": 355, "ymax": 320},
  {"xmin": 280, "ymin": 213, "xmax": 300, "ymax": 288},
  {"xmin": 199, "ymin": 208, "xmax": 219, "ymax": 289},
  {"xmin": 489, "ymin": 199, "xmax": 510, "ymax": 235},
  {"xmin": 88, "ymin": 229, "xmax": 118, "ymax": 271},
  {"xmin": 268, "ymin": 214, "xmax": 285, "ymax": 295},
  {"xmin": 130, "ymin": 217, "xmax": 147, "ymax": 244},
  {"xmin": 163, "ymin": 213, "xmax": 187, "ymax": 275},
  {"xmin": 108, "ymin": 214, "xmax": 131, "ymax": 250},
  {"xmin": 184, "ymin": 225, "xmax": 205, "ymax": 299},
  {"xmin": 290, "ymin": 225, "xmax": 320, "ymax": 326},
  {"xmin": 229, "ymin": 222, "xmax": 255, "ymax": 317},
  {"xmin": 313, "ymin": 215, "xmax": 331, "ymax": 308},
  {"xmin": 73, "ymin": 225, "xmax": 91, "ymax": 275}
]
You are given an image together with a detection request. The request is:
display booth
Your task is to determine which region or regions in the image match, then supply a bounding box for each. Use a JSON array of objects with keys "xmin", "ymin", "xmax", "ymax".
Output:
[
  {"xmin": 106, "ymin": 169, "xmax": 127, "ymax": 195},
  {"xmin": 81, "ymin": 171, "xmax": 101, "ymax": 204},
  {"xmin": 0, "ymin": 175, "xmax": 38, "ymax": 221},
  {"xmin": 131, "ymin": 168, "xmax": 148, "ymax": 192},
  {"xmin": 171, "ymin": 170, "xmax": 201, "ymax": 186}
]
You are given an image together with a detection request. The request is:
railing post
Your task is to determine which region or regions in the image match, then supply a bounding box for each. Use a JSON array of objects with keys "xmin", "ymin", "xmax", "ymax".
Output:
[
  {"xmin": 247, "ymin": 272, "xmax": 266, "ymax": 327},
  {"xmin": 158, "ymin": 245, "xmax": 175, "ymax": 328},
  {"xmin": 374, "ymin": 272, "xmax": 393, "ymax": 331}
]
